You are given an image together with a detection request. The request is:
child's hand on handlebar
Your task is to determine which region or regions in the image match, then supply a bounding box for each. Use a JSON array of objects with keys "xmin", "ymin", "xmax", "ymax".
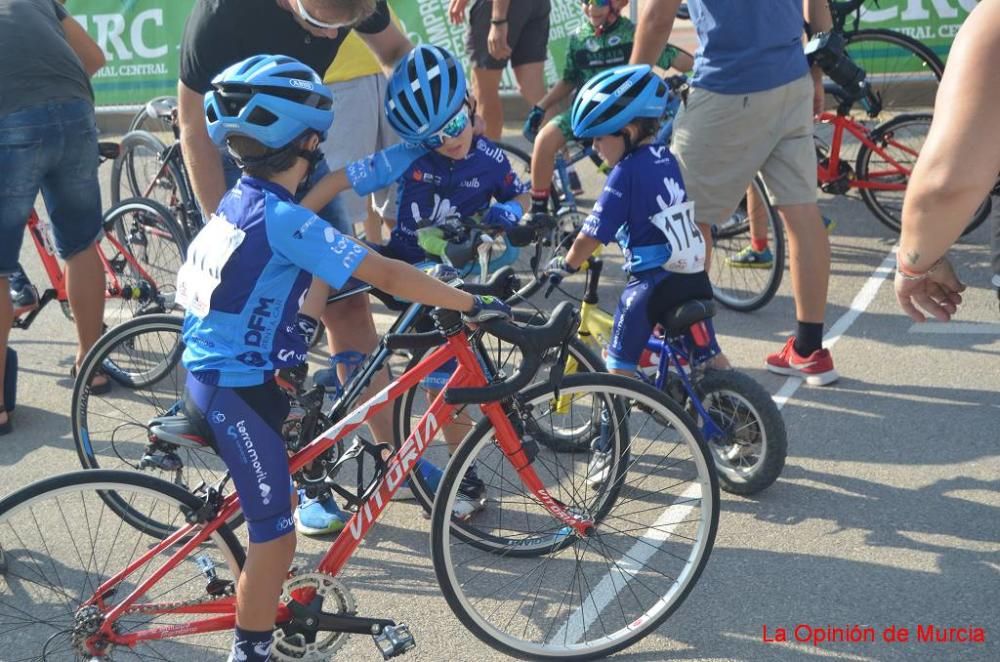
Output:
[
  {"xmin": 543, "ymin": 256, "xmax": 579, "ymax": 295},
  {"xmin": 482, "ymin": 201, "xmax": 523, "ymax": 229}
]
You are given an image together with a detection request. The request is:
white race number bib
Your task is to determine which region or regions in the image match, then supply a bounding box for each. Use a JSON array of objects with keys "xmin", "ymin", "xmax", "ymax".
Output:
[
  {"xmin": 650, "ymin": 199, "xmax": 705, "ymax": 274},
  {"xmin": 175, "ymin": 214, "xmax": 246, "ymax": 318}
]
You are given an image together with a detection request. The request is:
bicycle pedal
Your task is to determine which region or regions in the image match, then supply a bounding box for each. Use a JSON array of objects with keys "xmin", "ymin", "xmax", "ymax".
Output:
[{"xmin": 373, "ymin": 623, "xmax": 416, "ymax": 659}]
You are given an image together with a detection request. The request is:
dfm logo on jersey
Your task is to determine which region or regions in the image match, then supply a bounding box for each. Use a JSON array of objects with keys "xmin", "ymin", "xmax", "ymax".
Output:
[{"xmin": 244, "ymin": 297, "xmax": 275, "ymax": 348}]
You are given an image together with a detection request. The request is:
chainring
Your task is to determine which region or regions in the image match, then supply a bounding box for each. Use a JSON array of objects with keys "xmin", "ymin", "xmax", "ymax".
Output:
[{"xmin": 271, "ymin": 572, "xmax": 357, "ymax": 662}]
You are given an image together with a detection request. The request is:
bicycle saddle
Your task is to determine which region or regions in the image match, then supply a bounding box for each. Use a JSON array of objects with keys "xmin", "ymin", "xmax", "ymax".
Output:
[
  {"xmin": 148, "ymin": 413, "xmax": 213, "ymax": 450},
  {"xmin": 144, "ymin": 95, "xmax": 178, "ymax": 120},
  {"xmin": 659, "ymin": 298, "xmax": 716, "ymax": 337}
]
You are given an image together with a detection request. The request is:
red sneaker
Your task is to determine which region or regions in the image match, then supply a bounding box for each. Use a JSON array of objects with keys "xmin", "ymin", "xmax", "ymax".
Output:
[{"xmin": 765, "ymin": 337, "xmax": 839, "ymax": 386}]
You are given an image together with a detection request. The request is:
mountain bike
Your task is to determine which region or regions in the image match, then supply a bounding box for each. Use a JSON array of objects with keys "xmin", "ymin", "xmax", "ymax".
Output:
[
  {"xmin": 502, "ymin": 76, "xmax": 786, "ymax": 314},
  {"xmin": 71, "ymin": 265, "xmax": 603, "ymax": 527},
  {"xmin": 13, "ymin": 142, "xmax": 186, "ymax": 332},
  {"xmin": 1, "ymin": 303, "xmax": 718, "ymax": 661},
  {"xmin": 531, "ymin": 257, "xmax": 787, "ymax": 494}
]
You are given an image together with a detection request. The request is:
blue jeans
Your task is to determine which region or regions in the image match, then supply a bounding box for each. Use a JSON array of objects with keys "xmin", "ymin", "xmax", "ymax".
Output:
[
  {"xmin": 221, "ymin": 154, "xmax": 353, "ymax": 236},
  {"xmin": 0, "ymin": 99, "xmax": 103, "ymax": 275}
]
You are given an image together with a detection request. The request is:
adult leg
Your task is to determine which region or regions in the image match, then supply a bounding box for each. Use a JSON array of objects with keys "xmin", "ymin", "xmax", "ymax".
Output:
[
  {"xmin": 529, "ymin": 121, "xmax": 568, "ymax": 196},
  {"xmin": 512, "ymin": 61, "xmax": 546, "ymax": 107},
  {"xmin": 472, "ymin": 67, "xmax": 506, "ymax": 141}
]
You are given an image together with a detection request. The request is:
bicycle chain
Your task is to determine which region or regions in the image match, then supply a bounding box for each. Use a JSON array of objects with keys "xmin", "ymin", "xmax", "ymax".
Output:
[{"xmin": 123, "ymin": 586, "xmax": 234, "ymax": 616}]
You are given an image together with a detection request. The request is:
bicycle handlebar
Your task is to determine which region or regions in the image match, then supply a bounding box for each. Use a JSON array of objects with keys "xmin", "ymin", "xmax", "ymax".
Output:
[{"xmin": 445, "ymin": 301, "xmax": 578, "ymax": 405}]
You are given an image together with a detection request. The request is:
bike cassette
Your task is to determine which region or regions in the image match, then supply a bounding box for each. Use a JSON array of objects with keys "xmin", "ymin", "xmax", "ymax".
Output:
[{"xmin": 272, "ymin": 573, "xmax": 356, "ymax": 661}]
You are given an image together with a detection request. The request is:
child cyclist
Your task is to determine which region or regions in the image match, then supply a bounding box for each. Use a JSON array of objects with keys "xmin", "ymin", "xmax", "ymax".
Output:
[
  {"xmin": 523, "ymin": 0, "xmax": 692, "ymax": 216},
  {"xmin": 176, "ymin": 54, "xmax": 511, "ymax": 662},
  {"xmin": 544, "ymin": 65, "xmax": 729, "ymax": 481},
  {"xmin": 379, "ymin": 44, "xmax": 530, "ymax": 518},
  {"xmin": 381, "ymin": 44, "xmax": 530, "ymax": 268}
]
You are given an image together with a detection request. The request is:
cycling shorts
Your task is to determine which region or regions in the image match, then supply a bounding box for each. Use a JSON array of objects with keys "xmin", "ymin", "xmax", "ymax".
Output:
[
  {"xmin": 607, "ymin": 270, "xmax": 719, "ymax": 372},
  {"xmin": 185, "ymin": 374, "xmax": 294, "ymax": 543}
]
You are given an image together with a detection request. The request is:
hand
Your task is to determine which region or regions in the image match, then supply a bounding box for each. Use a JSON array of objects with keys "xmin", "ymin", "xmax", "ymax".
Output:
[
  {"xmin": 811, "ymin": 65, "xmax": 825, "ymax": 117},
  {"xmin": 464, "ymin": 294, "xmax": 512, "ymax": 324},
  {"xmin": 543, "ymin": 256, "xmax": 578, "ymax": 289},
  {"xmin": 482, "ymin": 201, "xmax": 523, "ymax": 229},
  {"xmin": 894, "ymin": 257, "xmax": 967, "ymax": 322},
  {"xmin": 347, "ymin": 142, "xmax": 426, "ymax": 196},
  {"xmin": 523, "ymin": 105, "xmax": 545, "ymax": 142},
  {"xmin": 424, "ymin": 263, "xmax": 462, "ymax": 283},
  {"xmin": 488, "ymin": 23, "xmax": 512, "ymax": 60},
  {"xmin": 448, "ymin": 0, "xmax": 468, "ymax": 24}
]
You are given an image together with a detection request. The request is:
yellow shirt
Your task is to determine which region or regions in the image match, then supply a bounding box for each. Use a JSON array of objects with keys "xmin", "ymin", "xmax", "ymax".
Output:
[{"xmin": 323, "ymin": 9, "xmax": 401, "ymax": 84}]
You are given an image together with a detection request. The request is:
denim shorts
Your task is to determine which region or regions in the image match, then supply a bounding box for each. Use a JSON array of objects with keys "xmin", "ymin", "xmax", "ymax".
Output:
[{"xmin": 0, "ymin": 98, "xmax": 103, "ymax": 275}]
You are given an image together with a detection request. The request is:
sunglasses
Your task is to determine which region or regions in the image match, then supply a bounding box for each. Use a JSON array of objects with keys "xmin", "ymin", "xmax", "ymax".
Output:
[
  {"xmin": 583, "ymin": 0, "xmax": 611, "ymax": 6},
  {"xmin": 424, "ymin": 106, "xmax": 470, "ymax": 148},
  {"xmin": 294, "ymin": 0, "xmax": 359, "ymax": 30}
]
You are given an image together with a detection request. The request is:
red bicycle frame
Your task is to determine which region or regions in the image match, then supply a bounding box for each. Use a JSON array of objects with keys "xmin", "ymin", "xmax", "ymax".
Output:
[
  {"xmin": 15, "ymin": 209, "xmax": 162, "ymax": 329},
  {"xmin": 83, "ymin": 328, "xmax": 592, "ymax": 652},
  {"xmin": 815, "ymin": 111, "xmax": 918, "ymax": 192}
]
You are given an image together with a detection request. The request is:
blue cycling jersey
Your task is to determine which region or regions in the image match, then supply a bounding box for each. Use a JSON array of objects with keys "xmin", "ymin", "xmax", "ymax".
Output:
[
  {"xmin": 178, "ymin": 176, "xmax": 368, "ymax": 387},
  {"xmin": 582, "ymin": 144, "xmax": 706, "ymax": 275},
  {"xmin": 387, "ymin": 136, "xmax": 528, "ymax": 263}
]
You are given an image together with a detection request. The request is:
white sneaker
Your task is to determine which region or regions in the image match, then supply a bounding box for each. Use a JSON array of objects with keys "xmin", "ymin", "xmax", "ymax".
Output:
[{"xmin": 586, "ymin": 450, "xmax": 612, "ymax": 488}]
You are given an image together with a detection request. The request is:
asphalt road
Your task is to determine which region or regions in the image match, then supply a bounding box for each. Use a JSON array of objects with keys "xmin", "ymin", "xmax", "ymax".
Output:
[{"xmin": 0, "ymin": 123, "xmax": 996, "ymax": 661}]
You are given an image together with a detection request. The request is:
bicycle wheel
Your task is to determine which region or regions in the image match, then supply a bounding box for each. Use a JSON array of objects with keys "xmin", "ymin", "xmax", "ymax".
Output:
[
  {"xmin": 856, "ymin": 113, "xmax": 991, "ymax": 235},
  {"xmin": 709, "ymin": 175, "xmax": 785, "ymax": 312},
  {"xmin": 111, "ymin": 130, "xmax": 187, "ymax": 214},
  {"xmin": 431, "ymin": 373, "xmax": 718, "ymax": 659},
  {"xmin": 0, "ymin": 469, "xmax": 244, "ymax": 658},
  {"xmin": 72, "ymin": 314, "xmax": 241, "ymax": 533},
  {"xmin": 128, "ymin": 95, "xmax": 178, "ymax": 143},
  {"xmin": 844, "ymin": 29, "xmax": 944, "ymax": 113},
  {"xmin": 109, "ymin": 197, "xmax": 188, "ymax": 307},
  {"xmin": 392, "ymin": 313, "xmax": 605, "ymax": 513},
  {"xmin": 100, "ymin": 199, "xmax": 188, "ymax": 327},
  {"xmin": 691, "ymin": 369, "xmax": 787, "ymax": 495}
]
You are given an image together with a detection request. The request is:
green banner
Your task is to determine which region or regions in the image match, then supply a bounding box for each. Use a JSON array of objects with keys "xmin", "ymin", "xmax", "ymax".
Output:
[
  {"xmin": 851, "ymin": 0, "xmax": 973, "ymax": 61},
  {"xmin": 65, "ymin": 0, "xmax": 193, "ymax": 107}
]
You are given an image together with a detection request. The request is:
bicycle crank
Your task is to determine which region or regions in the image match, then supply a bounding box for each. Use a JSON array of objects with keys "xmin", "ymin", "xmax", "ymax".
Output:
[{"xmin": 272, "ymin": 572, "xmax": 357, "ymax": 661}]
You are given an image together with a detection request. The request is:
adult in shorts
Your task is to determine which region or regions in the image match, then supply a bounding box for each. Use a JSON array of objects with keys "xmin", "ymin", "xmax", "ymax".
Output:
[
  {"xmin": 449, "ymin": 0, "xmax": 551, "ymax": 140},
  {"xmin": 0, "ymin": 0, "xmax": 109, "ymax": 434},
  {"xmin": 631, "ymin": 0, "xmax": 839, "ymax": 386}
]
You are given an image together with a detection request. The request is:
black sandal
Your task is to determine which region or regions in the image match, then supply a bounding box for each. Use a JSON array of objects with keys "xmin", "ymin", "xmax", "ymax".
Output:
[
  {"xmin": 70, "ymin": 365, "xmax": 112, "ymax": 396},
  {"xmin": 0, "ymin": 407, "xmax": 11, "ymax": 436}
]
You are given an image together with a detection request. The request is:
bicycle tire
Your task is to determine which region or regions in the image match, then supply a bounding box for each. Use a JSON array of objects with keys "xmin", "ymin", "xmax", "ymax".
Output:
[
  {"xmin": 691, "ymin": 369, "xmax": 787, "ymax": 495},
  {"xmin": 709, "ymin": 175, "xmax": 785, "ymax": 312},
  {"xmin": 71, "ymin": 314, "xmax": 244, "ymax": 532},
  {"xmin": 0, "ymin": 469, "xmax": 244, "ymax": 657},
  {"xmin": 107, "ymin": 196, "xmax": 188, "ymax": 310},
  {"xmin": 856, "ymin": 113, "xmax": 991, "ymax": 235},
  {"xmin": 844, "ymin": 29, "xmax": 944, "ymax": 113},
  {"xmin": 392, "ymin": 321, "xmax": 605, "ymax": 513},
  {"xmin": 430, "ymin": 373, "xmax": 718, "ymax": 660},
  {"xmin": 111, "ymin": 130, "xmax": 191, "ymax": 224}
]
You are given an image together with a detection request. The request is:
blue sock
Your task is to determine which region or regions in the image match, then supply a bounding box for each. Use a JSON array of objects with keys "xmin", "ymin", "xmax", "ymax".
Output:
[{"xmin": 230, "ymin": 626, "xmax": 272, "ymax": 662}]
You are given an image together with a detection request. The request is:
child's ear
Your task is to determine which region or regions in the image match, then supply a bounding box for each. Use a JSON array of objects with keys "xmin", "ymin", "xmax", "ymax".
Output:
[{"xmin": 303, "ymin": 133, "xmax": 321, "ymax": 151}]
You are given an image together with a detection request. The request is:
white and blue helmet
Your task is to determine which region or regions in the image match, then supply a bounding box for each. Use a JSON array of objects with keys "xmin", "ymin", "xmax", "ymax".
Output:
[{"xmin": 385, "ymin": 44, "xmax": 467, "ymax": 144}]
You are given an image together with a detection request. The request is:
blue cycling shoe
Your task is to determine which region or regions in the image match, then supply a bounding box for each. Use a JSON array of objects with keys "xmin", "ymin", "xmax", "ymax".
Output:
[{"xmin": 294, "ymin": 489, "xmax": 347, "ymax": 536}]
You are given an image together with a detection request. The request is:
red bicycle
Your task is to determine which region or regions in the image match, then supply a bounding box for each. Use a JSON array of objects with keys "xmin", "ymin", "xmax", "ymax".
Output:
[
  {"xmin": 815, "ymin": 91, "xmax": 992, "ymax": 236},
  {"xmin": 0, "ymin": 304, "xmax": 718, "ymax": 660},
  {"xmin": 13, "ymin": 142, "xmax": 188, "ymax": 332}
]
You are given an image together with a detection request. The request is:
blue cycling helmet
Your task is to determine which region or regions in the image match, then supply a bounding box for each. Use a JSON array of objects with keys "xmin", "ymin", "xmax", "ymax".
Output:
[
  {"xmin": 571, "ymin": 64, "xmax": 669, "ymax": 139},
  {"xmin": 204, "ymin": 54, "xmax": 333, "ymax": 149},
  {"xmin": 385, "ymin": 44, "xmax": 467, "ymax": 143}
]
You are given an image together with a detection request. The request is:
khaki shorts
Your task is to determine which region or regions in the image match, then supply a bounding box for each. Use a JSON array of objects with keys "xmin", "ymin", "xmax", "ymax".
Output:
[
  {"xmin": 321, "ymin": 73, "xmax": 400, "ymax": 229},
  {"xmin": 671, "ymin": 74, "xmax": 817, "ymax": 227}
]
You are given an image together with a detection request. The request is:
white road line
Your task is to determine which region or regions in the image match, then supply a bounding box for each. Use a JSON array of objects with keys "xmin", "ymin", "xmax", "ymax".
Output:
[
  {"xmin": 907, "ymin": 322, "xmax": 1000, "ymax": 335},
  {"xmin": 552, "ymin": 483, "xmax": 702, "ymax": 645},
  {"xmin": 555, "ymin": 249, "xmax": 899, "ymax": 643},
  {"xmin": 773, "ymin": 248, "xmax": 898, "ymax": 410}
]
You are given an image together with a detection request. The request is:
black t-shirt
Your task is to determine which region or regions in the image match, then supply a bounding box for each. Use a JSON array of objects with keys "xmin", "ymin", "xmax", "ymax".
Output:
[{"xmin": 180, "ymin": 0, "xmax": 391, "ymax": 94}]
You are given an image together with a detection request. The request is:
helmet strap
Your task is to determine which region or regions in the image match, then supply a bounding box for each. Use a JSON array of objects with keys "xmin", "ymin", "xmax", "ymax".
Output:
[{"xmin": 614, "ymin": 129, "xmax": 634, "ymax": 156}]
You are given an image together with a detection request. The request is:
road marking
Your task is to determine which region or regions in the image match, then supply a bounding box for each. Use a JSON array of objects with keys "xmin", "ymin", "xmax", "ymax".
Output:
[
  {"xmin": 552, "ymin": 483, "xmax": 701, "ymax": 645},
  {"xmin": 907, "ymin": 322, "xmax": 1000, "ymax": 335},
  {"xmin": 772, "ymin": 248, "xmax": 898, "ymax": 410}
]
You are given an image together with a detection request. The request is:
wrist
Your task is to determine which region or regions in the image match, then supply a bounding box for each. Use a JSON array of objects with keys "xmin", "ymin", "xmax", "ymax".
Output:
[
  {"xmin": 490, "ymin": 17, "xmax": 508, "ymax": 25},
  {"xmin": 896, "ymin": 256, "xmax": 943, "ymax": 281}
]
